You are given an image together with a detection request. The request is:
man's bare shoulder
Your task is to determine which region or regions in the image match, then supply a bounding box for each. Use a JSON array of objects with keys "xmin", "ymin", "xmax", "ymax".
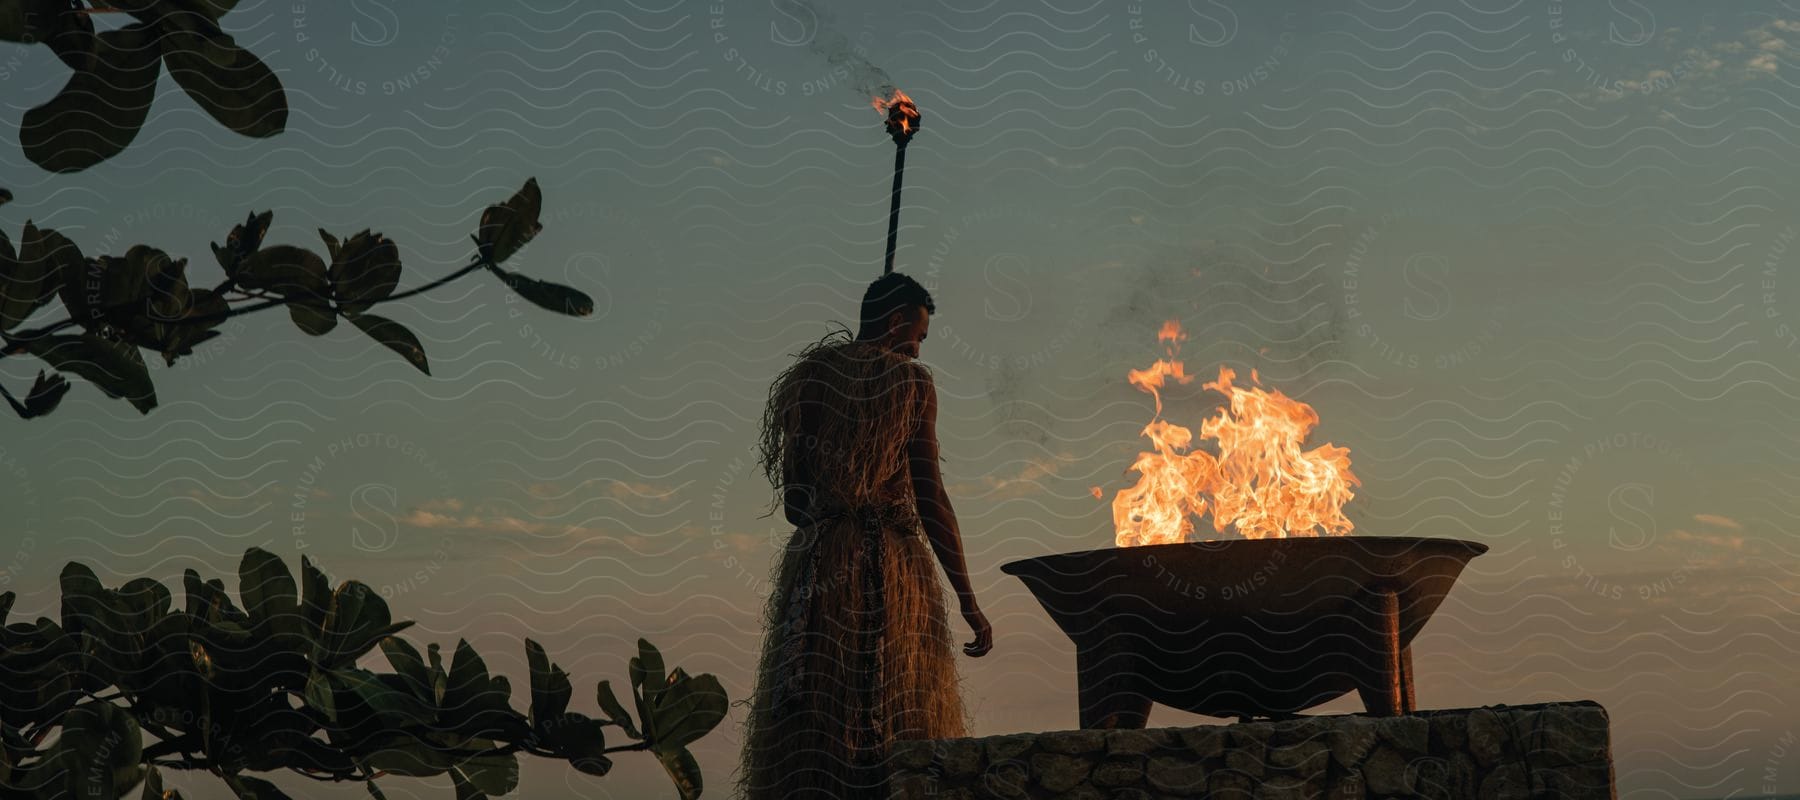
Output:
[
  {"xmin": 901, "ymin": 356, "xmax": 935, "ymax": 382},
  {"xmin": 895, "ymin": 357, "xmax": 935, "ymax": 393}
]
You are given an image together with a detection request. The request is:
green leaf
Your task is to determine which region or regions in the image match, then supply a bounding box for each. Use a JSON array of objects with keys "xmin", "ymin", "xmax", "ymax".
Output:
[
  {"xmin": 156, "ymin": 287, "xmax": 230, "ymax": 366},
  {"xmin": 18, "ymin": 369, "xmax": 73, "ymax": 418},
  {"xmin": 189, "ymin": 639, "xmax": 216, "ymax": 681},
  {"xmin": 117, "ymin": 765, "xmax": 148, "ymax": 798},
  {"xmin": 69, "ymin": 254, "xmax": 135, "ymax": 327},
  {"xmin": 21, "ymin": 23, "xmax": 163, "ymax": 172},
  {"xmin": 213, "ymin": 211, "xmax": 273, "ymax": 278},
  {"xmin": 357, "ymin": 732, "xmax": 462, "ymax": 777},
  {"xmin": 451, "ymin": 752, "xmax": 518, "ymax": 797},
  {"xmin": 442, "ymin": 638, "xmax": 491, "ymax": 710},
  {"xmin": 633, "ymin": 639, "xmax": 666, "ymax": 698},
  {"xmin": 182, "ymin": 569, "xmax": 205, "ymax": 617},
  {"xmin": 24, "ymin": 331, "xmax": 157, "ymax": 413},
  {"xmin": 427, "ymin": 642, "xmax": 447, "ymax": 705},
  {"xmin": 25, "ymin": 2, "xmax": 94, "ymax": 72},
  {"xmin": 223, "ymin": 773, "xmax": 294, "ymax": 800},
  {"xmin": 441, "ymin": 642, "xmax": 526, "ymax": 742},
  {"xmin": 655, "ymin": 745, "xmax": 704, "ymax": 800},
  {"xmin": 202, "ymin": 577, "xmax": 248, "ymax": 623},
  {"xmin": 525, "ymin": 638, "xmax": 571, "ymax": 726},
  {"xmin": 236, "ymin": 244, "xmax": 327, "ymax": 297},
  {"xmin": 160, "ymin": 28, "xmax": 287, "ymax": 138},
  {"xmin": 288, "ymin": 297, "xmax": 336, "ymax": 336},
  {"xmin": 19, "ymin": 224, "xmax": 86, "ymax": 327},
  {"xmin": 140, "ymin": 764, "xmax": 164, "ymax": 800},
  {"xmin": 594, "ymin": 680, "xmax": 640, "ymax": 739},
  {"xmin": 304, "ymin": 668, "xmax": 336, "ymax": 723},
  {"xmin": 317, "ymin": 229, "xmax": 341, "ymax": 263},
  {"xmin": 94, "ymin": 245, "xmax": 206, "ymax": 361},
  {"xmin": 184, "ymin": 287, "xmax": 230, "ymax": 329},
  {"xmin": 330, "ymin": 667, "xmax": 437, "ymax": 726},
  {"xmin": 299, "ymin": 555, "xmax": 331, "ymax": 638},
  {"xmin": 238, "ymin": 547, "xmax": 297, "ymax": 627},
  {"xmin": 489, "ymin": 267, "xmax": 595, "ymax": 317},
  {"xmin": 135, "ymin": 245, "xmax": 192, "ymax": 323},
  {"xmin": 474, "ymin": 178, "xmax": 542, "ymax": 265},
  {"xmin": 58, "ymin": 701, "xmax": 143, "ymax": 799},
  {"xmin": 116, "ymin": 576, "xmax": 171, "ymax": 630},
  {"xmin": 314, "ymin": 579, "xmax": 404, "ymax": 668},
  {"xmin": 648, "ymin": 672, "xmax": 729, "ymax": 753},
  {"xmin": 450, "ymin": 769, "xmax": 485, "ymax": 800},
  {"xmin": 348, "ymin": 312, "xmax": 429, "ymax": 375},
  {"xmin": 0, "ymin": 2, "xmax": 27, "ymax": 42},
  {"xmin": 57, "ymin": 561, "xmax": 105, "ymax": 636},
  {"xmin": 328, "ymin": 230, "xmax": 402, "ymax": 315},
  {"xmin": 0, "ymin": 229, "xmax": 59, "ymax": 332},
  {"xmin": 380, "ymin": 636, "xmax": 430, "ymax": 691},
  {"xmin": 541, "ymin": 712, "xmax": 610, "ymax": 776}
]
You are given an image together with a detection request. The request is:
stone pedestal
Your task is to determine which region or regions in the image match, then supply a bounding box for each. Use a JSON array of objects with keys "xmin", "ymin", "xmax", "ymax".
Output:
[{"xmin": 888, "ymin": 701, "xmax": 1615, "ymax": 799}]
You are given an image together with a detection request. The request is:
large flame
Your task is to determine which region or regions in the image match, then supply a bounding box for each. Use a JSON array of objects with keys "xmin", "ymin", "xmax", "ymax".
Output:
[
  {"xmin": 872, "ymin": 87, "xmax": 919, "ymax": 137},
  {"xmin": 1111, "ymin": 321, "xmax": 1359, "ymax": 546}
]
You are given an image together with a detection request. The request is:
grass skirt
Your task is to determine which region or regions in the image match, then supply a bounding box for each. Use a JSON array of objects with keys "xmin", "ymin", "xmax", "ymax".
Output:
[{"xmin": 734, "ymin": 500, "xmax": 967, "ymax": 799}]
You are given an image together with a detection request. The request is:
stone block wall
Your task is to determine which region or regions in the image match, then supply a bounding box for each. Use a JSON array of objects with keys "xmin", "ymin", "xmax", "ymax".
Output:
[{"xmin": 888, "ymin": 701, "xmax": 1614, "ymax": 799}]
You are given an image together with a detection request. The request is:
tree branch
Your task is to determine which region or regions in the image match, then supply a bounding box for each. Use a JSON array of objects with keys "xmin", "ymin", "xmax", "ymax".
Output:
[{"xmin": 0, "ymin": 254, "xmax": 490, "ymax": 362}]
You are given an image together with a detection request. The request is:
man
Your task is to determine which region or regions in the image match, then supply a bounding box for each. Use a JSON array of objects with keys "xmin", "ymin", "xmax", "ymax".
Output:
[{"xmin": 737, "ymin": 272, "xmax": 992, "ymax": 799}]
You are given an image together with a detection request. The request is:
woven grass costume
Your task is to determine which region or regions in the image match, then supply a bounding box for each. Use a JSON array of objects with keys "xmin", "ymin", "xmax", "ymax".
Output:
[{"xmin": 735, "ymin": 330, "xmax": 968, "ymax": 799}]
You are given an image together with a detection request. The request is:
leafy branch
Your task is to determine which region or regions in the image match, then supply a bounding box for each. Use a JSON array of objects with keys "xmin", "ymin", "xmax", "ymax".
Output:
[
  {"xmin": 0, "ymin": 177, "xmax": 595, "ymax": 419},
  {"xmin": 1, "ymin": 0, "xmax": 288, "ymax": 173},
  {"xmin": 0, "ymin": 547, "xmax": 726, "ymax": 799}
]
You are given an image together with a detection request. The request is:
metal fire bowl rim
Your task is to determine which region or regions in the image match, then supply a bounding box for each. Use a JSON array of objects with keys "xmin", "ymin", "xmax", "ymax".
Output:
[{"xmin": 999, "ymin": 535, "xmax": 1489, "ymax": 576}]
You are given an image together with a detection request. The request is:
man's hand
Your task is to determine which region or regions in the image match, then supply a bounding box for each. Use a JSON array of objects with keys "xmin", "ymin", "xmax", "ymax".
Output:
[{"xmin": 961, "ymin": 603, "xmax": 993, "ymax": 657}]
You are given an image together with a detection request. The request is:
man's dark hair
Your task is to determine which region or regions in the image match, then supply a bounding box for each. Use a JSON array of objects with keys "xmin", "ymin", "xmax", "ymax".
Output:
[{"xmin": 859, "ymin": 272, "xmax": 935, "ymax": 333}]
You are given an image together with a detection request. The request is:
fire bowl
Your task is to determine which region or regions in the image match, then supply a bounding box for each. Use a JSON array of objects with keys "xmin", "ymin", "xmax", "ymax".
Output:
[{"xmin": 1001, "ymin": 536, "xmax": 1487, "ymax": 728}]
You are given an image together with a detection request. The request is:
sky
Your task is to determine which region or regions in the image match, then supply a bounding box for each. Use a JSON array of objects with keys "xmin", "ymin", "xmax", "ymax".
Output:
[{"xmin": 2, "ymin": 0, "xmax": 1799, "ymax": 797}]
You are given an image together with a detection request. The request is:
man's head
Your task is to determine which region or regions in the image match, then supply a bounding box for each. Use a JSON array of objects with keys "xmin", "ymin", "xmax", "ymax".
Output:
[{"xmin": 857, "ymin": 272, "xmax": 935, "ymax": 358}]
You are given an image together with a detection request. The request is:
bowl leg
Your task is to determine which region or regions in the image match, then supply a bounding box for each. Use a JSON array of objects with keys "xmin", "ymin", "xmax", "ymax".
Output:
[
  {"xmin": 1354, "ymin": 587, "xmax": 1408, "ymax": 716},
  {"xmin": 1401, "ymin": 645, "xmax": 1416, "ymax": 713},
  {"xmin": 1075, "ymin": 643, "xmax": 1152, "ymax": 729}
]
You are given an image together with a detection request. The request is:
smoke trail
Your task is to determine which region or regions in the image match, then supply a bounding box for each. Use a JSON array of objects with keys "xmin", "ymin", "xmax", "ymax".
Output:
[{"xmin": 778, "ymin": 0, "xmax": 897, "ymax": 98}]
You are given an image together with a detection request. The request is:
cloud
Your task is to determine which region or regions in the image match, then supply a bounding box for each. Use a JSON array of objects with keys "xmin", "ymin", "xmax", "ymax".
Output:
[
  {"xmin": 400, "ymin": 501, "xmax": 609, "ymax": 539},
  {"xmin": 1742, "ymin": 22, "xmax": 1795, "ymax": 74},
  {"xmin": 512, "ymin": 479, "xmax": 680, "ymax": 520},
  {"xmin": 420, "ymin": 497, "xmax": 463, "ymax": 512},
  {"xmin": 397, "ymin": 486, "xmax": 702, "ymax": 553},
  {"xmin": 1652, "ymin": 514, "xmax": 1760, "ymax": 569},
  {"xmin": 1576, "ymin": 22, "xmax": 1798, "ymax": 106},
  {"xmin": 1663, "ymin": 527, "xmax": 1746, "ymax": 552},
  {"xmin": 603, "ymin": 480, "xmax": 678, "ymax": 505},
  {"xmin": 953, "ymin": 452, "xmax": 1077, "ymax": 499},
  {"xmin": 984, "ymin": 455, "xmax": 1065, "ymax": 494},
  {"xmin": 179, "ymin": 481, "xmax": 301, "ymax": 507}
]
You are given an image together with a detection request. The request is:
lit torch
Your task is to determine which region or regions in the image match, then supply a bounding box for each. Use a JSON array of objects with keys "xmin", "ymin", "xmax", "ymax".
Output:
[{"xmin": 873, "ymin": 87, "xmax": 919, "ymax": 275}]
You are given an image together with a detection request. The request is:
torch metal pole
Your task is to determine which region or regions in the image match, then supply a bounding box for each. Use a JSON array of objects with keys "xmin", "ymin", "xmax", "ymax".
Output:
[{"xmin": 883, "ymin": 141, "xmax": 908, "ymax": 275}]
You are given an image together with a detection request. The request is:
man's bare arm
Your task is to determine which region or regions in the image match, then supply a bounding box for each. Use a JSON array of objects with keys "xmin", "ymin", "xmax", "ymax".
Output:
[{"xmin": 909, "ymin": 377, "xmax": 993, "ymax": 656}]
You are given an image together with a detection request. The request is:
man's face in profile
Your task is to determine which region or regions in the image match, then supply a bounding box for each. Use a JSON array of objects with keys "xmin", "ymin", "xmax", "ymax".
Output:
[{"xmin": 887, "ymin": 306, "xmax": 930, "ymax": 359}]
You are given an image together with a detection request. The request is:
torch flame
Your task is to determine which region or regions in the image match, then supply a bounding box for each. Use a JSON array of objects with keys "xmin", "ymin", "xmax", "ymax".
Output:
[
  {"xmin": 873, "ymin": 87, "xmax": 919, "ymax": 140},
  {"xmin": 1111, "ymin": 321, "xmax": 1359, "ymax": 546}
]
